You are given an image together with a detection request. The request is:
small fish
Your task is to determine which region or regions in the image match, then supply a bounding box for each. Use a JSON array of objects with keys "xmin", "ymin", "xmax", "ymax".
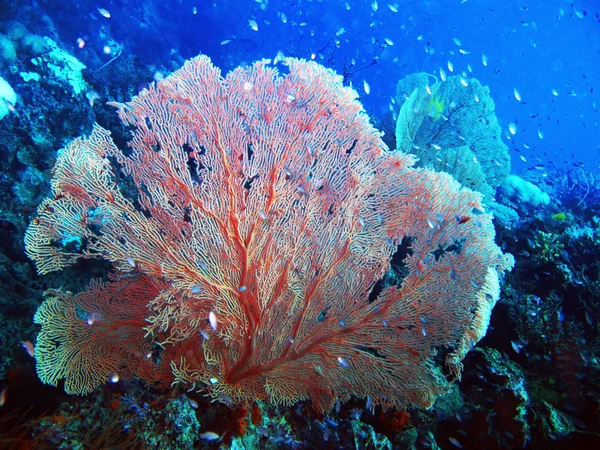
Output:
[
  {"xmin": 191, "ymin": 285, "xmax": 202, "ymax": 294},
  {"xmin": 20, "ymin": 341, "xmax": 34, "ymax": 357},
  {"xmin": 440, "ymin": 68, "xmax": 447, "ymax": 82},
  {"xmin": 511, "ymin": 341, "xmax": 521, "ymax": 354},
  {"xmin": 520, "ymin": 155, "xmax": 527, "ymax": 162},
  {"xmin": 459, "ymin": 76, "xmax": 468, "ymax": 86},
  {"xmin": 200, "ymin": 330, "xmax": 210, "ymax": 340},
  {"xmin": 508, "ymin": 123, "xmax": 517, "ymax": 135},
  {"xmin": 448, "ymin": 437, "xmax": 464, "ymax": 448},
  {"xmin": 192, "ymin": 6, "xmax": 197, "ymax": 14},
  {"xmin": 97, "ymin": 7, "xmax": 111, "ymax": 18},
  {"xmin": 209, "ymin": 311, "xmax": 218, "ymax": 331},
  {"xmin": 109, "ymin": 373, "xmax": 119, "ymax": 383},
  {"xmin": 481, "ymin": 52, "xmax": 488, "ymax": 66},
  {"xmin": 388, "ymin": 3, "xmax": 398, "ymax": 12},
  {"xmin": 126, "ymin": 256, "xmax": 135, "ymax": 267},
  {"xmin": 188, "ymin": 397, "xmax": 199, "ymax": 408},
  {"xmin": 199, "ymin": 431, "xmax": 220, "ymax": 441},
  {"xmin": 87, "ymin": 312, "xmax": 102, "ymax": 325},
  {"xmin": 324, "ymin": 417, "xmax": 339, "ymax": 427},
  {"xmin": 447, "ymin": 60, "xmax": 454, "ymax": 72},
  {"xmin": 458, "ymin": 48, "xmax": 470, "ymax": 55},
  {"xmin": 363, "ymin": 80, "xmax": 370, "ymax": 95},
  {"xmin": 0, "ymin": 387, "xmax": 6, "ymax": 407},
  {"xmin": 238, "ymin": 285, "xmax": 247, "ymax": 292},
  {"xmin": 248, "ymin": 19, "xmax": 259, "ymax": 31},
  {"xmin": 552, "ymin": 213, "xmax": 567, "ymax": 220},
  {"xmin": 551, "ymin": 87, "xmax": 559, "ymax": 96},
  {"xmin": 337, "ymin": 356, "xmax": 350, "ymax": 367},
  {"xmin": 449, "ymin": 267, "xmax": 459, "ymax": 280},
  {"xmin": 514, "ymin": 87, "xmax": 522, "ymax": 101},
  {"xmin": 220, "ymin": 39, "xmax": 232, "ymax": 45},
  {"xmin": 212, "ymin": 395, "xmax": 233, "ymax": 410},
  {"xmin": 452, "ymin": 37, "xmax": 462, "ymax": 46},
  {"xmin": 384, "ymin": 38, "xmax": 394, "ymax": 46},
  {"xmin": 538, "ymin": 129, "xmax": 544, "ymax": 139}
]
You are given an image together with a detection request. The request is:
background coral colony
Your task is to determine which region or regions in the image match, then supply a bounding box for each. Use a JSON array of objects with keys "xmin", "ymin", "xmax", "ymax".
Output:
[{"xmin": 0, "ymin": 0, "xmax": 599, "ymax": 449}]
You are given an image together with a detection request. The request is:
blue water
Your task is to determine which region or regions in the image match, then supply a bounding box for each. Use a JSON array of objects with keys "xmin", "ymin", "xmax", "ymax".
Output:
[{"xmin": 36, "ymin": 0, "xmax": 600, "ymax": 176}]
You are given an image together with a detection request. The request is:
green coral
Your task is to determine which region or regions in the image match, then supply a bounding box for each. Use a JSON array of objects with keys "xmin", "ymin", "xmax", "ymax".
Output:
[
  {"xmin": 534, "ymin": 231, "xmax": 564, "ymax": 264},
  {"xmin": 395, "ymin": 72, "xmax": 510, "ymax": 199},
  {"xmin": 351, "ymin": 420, "xmax": 392, "ymax": 450}
]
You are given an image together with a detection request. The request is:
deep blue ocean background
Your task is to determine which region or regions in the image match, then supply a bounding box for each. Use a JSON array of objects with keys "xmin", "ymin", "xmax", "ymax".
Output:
[
  {"xmin": 1, "ymin": 1, "xmax": 600, "ymax": 449},
  {"xmin": 42, "ymin": 0, "xmax": 600, "ymax": 175}
]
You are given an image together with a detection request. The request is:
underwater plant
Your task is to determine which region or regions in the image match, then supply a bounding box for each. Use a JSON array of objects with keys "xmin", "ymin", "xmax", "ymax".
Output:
[{"xmin": 25, "ymin": 56, "xmax": 512, "ymax": 413}]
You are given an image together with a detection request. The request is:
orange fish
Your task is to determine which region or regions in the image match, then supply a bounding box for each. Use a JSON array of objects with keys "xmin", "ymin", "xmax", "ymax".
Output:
[
  {"xmin": 0, "ymin": 387, "xmax": 6, "ymax": 406},
  {"xmin": 20, "ymin": 341, "xmax": 34, "ymax": 358}
]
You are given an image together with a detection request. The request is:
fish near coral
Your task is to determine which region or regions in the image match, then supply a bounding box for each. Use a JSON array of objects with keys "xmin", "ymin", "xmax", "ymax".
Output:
[{"xmin": 428, "ymin": 96, "xmax": 444, "ymax": 120}]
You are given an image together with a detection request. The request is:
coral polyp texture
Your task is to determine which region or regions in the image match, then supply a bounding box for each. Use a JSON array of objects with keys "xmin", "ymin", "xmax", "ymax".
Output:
[{"xmin": 25, "ymin": 56, "xmax": 513, "ymax": 413}]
